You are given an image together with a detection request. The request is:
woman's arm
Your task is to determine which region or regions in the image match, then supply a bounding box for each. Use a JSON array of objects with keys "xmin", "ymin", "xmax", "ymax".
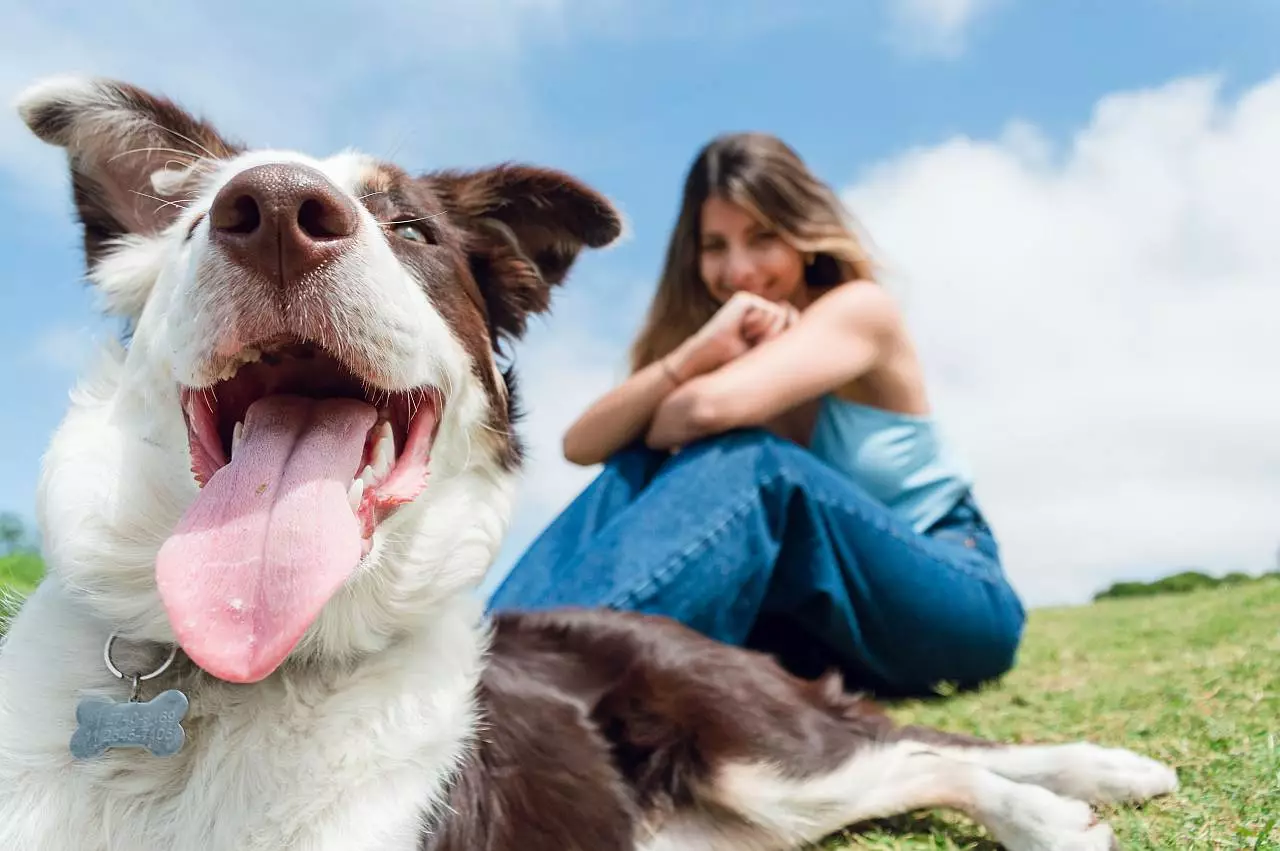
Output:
[
  {"xmin": 645, "ymin": 282, "xmax": 895, "ymax": 450},
  {"xmin": 560, "ymin": 356, "xmax": 686, "ymax": 466},
  {"xmin": 562, "ymin": 292, "xmax": 793, "ymax": 466}
]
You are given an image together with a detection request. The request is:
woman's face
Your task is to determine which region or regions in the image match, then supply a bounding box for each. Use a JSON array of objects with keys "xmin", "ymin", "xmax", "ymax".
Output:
[{"xmin": 698, "ymin": 195, "xmax": 806, "ymax": 305}]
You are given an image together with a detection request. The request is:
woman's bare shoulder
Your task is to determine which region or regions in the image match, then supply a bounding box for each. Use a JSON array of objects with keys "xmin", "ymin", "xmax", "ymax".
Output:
[{"xmin": 805, "ymin": 280, "xmax": 903, "ymax": 339}]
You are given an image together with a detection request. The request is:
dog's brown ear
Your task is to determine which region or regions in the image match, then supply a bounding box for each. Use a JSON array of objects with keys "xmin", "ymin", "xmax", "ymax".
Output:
[
  {"xmin": 426, "ymin": 164, "xmax": 623, "ymax": 344},
  {"xmin": 16, "ymin": 76, "xmax": 241, "ymax": 265}
]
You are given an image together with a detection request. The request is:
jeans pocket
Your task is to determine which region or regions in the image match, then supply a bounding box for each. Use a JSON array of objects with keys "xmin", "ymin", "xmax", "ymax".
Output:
[
  {"xmin": 927, "ymin": 526, "xmax": 1004, "ymax": 580},
  {"xmin": 930, "ymin": 525, "xmax": 978, "ymax": 548}
]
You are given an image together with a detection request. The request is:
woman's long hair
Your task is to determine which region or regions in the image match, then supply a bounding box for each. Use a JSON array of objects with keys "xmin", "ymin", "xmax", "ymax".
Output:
[{"xmin": 629, "ymin": 132, "xmax": 877, "ymax": 372}]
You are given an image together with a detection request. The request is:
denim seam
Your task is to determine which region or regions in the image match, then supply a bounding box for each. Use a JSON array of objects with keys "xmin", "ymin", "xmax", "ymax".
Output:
[
  {"xmin": 778, "ymin": 459, "xmax": 1005, "ymax": 585},
  {"xmin": 605, "ymin": 472, "xmax": 780, "ymax": 609}
]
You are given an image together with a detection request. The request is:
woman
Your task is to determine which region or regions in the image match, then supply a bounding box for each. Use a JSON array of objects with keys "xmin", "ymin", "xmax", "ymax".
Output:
[{"xmin": 487, "ymin": 132, "xmax": 1026, "ymax": 696}]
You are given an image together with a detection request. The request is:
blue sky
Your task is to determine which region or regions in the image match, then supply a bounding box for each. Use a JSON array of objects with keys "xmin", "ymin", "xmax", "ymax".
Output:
[{"xmin": 1, "ymin": 0, "xmax": 1277, "ymax": 606}]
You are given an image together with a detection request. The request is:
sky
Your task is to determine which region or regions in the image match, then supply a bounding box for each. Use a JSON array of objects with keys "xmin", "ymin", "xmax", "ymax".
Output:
[{"xmin": 0, "ymin": 0, "xmax": 1277, "ymax": 608}]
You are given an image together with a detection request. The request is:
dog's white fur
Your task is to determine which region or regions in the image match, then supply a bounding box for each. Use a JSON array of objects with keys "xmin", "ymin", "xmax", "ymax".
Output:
[
  {"xmin": 637, "ymin": 740, "xmax": 1173, "ymax": 850},
  {"xmin": 0, "ymin": 76, "xmax": 1177, "ymax": 851},
  {"xmin": 0, "ymin": 580, "xmax": 485, "ymax": 850},
  {"xmin": 1, "ymin": 76, "xmax": 513, "ymax": 851}
]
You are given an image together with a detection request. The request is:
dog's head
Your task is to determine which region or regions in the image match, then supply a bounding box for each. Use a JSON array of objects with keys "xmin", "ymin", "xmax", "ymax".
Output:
[{"xmin": 17, "ymin": 77, "xmax": 620, "ymax": 684}]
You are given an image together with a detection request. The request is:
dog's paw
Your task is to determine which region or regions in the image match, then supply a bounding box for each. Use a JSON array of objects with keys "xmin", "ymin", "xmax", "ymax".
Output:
[
  {"xmin": 1046, "ymin": 823, "xmax": 1120, "ymax": 851},
  {"xmin": 990, "ymin": 782, "xmax": 1104, "ymax": 851},
  {"xmin": 1041, "ymin": 743, "xmax": 1178, "ymax": 805}
]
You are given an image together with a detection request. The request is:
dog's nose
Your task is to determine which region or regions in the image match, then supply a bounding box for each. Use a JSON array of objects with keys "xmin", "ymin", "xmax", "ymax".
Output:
[{"xmin": 209, "ymin": 163, "xmax": 359, "ymax": 286}]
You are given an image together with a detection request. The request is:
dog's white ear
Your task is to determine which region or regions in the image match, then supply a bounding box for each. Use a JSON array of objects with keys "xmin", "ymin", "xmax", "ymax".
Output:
[
  {"xmin": 425, "ymin": 165, "xmax": 622, "ymax": 346},
  {"xmin": 16, "ymin": 76, "xmax": 240, "ymax": 265}
]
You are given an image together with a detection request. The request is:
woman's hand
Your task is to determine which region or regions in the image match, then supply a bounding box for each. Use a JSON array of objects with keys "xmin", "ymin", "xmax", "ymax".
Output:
[
  {"xmin": 648, "ymin": 281, "xmax": 895, "ymax": 451},
  {"xmin": 648, "ymin": 294, "xmax": 799, "ymax": 451},
  {"xmin": 742, "ymin": 299, "xmax": 799, "ymax": 346},
  {"xmin": 562, "ymin": 294, "xmax": 798, "ymax": 465},
  {"xmin": 667, "ymin": 292, "xmax": 797, "ymax": 381}
]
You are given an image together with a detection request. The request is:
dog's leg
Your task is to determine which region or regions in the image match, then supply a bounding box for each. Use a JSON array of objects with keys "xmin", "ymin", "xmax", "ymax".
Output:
[
  {"xmin": 554, "ymin": 613, "xmax": 1167, "ymax": 851},
  {"xmin": 930, "ymin": 741, "xmax": 1179, "ymax": 806},
  {"xmin": 642, "ymin": 740, "xmax": 1119, "ymax": 851}
]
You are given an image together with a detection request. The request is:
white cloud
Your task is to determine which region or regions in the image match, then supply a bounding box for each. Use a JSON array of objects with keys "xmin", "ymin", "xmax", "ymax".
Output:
[
  {"xmin": 841, "ymin": 72, "xmax": 1280, "ymax": 605},
  {"xmin": 885, "ymin": 0, "xmax": 1003, "ymax": 58}
]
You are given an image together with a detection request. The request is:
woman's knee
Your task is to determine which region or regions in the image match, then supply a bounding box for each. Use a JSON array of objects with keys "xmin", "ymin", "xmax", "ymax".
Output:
[
  {"xmin": 671, "ymin": 427, "xmax": 801, "ymax": 474},
  {"xmin": 949, "ymin": 584, "xmax": 1027, "ymax": 687},
  {"xmin": 879, "ymin": 579, "xmax": 1027, "ymax": 693},
  {"xmin": 598, "ymin": 441, "xmax": 669, "ymax": 487},
  {"xmin": 604, "ymin": 440, "xmax": 666, "ymax": 470}
]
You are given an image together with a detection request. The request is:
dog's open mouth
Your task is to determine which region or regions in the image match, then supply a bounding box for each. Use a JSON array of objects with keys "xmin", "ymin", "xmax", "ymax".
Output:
[
  {"xmin": 155, "ymin": 338, "xmax": 441, "ymax": 685},
  {"xmin": 180, "ymin": 339, "xmax": 440, "ymax": 532}
]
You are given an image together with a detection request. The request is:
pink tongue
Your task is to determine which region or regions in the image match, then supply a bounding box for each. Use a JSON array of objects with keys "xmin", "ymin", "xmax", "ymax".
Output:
[{"xmin": 156, "ymin": 395, "xmax": 377, "ymax": 684}]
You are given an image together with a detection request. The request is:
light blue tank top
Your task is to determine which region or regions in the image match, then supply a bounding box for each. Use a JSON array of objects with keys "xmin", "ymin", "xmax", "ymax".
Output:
[{"xmin": 808, "ymin": 395, "xmax": 973, "ymax": 533}]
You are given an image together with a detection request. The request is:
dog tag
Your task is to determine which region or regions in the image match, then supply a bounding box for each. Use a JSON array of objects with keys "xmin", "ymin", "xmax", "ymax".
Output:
[
  {"xmin": 70, "ymin": 688, "xmax": 190, "ymax": 760},
  {"xmin": 69, "ymin": 633, "xmax": 189, "ymax": 761}
]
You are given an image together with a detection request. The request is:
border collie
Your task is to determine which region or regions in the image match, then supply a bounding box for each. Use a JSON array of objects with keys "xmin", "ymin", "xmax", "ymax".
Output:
[{"xmin": 0, "ymin": 76, "xmax": 1176, "ymax": 851}]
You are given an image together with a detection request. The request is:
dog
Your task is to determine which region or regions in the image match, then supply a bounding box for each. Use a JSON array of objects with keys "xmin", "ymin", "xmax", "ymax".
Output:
[{"xmin": 0, "ymin": 76, "xmax": 1177, "ymax": 851}]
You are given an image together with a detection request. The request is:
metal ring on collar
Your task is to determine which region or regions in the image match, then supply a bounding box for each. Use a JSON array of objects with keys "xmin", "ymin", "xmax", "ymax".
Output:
[{"xmin": 103, "ymin": 633, "xmax": 179, "ymax": 682}]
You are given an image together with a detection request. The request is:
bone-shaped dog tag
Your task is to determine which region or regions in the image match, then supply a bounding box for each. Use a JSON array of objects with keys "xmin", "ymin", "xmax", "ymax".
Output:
[{"xmin": 69, "ymin": 688, "xmax": 189, "ymax": 760}]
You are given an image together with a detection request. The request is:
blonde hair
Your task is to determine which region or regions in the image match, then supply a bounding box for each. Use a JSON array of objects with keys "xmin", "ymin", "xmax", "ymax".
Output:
[{"xmin": 629, "ymin": 132, "xmax": 876, "ymax": 372}]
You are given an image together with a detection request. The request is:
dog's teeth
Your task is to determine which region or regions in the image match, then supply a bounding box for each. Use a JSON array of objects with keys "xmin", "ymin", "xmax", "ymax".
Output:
[
  {"xmin": 359, "ymin": 465, "xmax": 378, "ymax": 489},
  {"xmin": 231, "ymin": 421, "xmax": 244, "ymax": 458},
  {"xmin": 347, "ymin": 478, "xmax": 364, "ymax": 511},
  {"xmin": 371, "ymin": 422, "xmax": 395, "ymax": 480}
]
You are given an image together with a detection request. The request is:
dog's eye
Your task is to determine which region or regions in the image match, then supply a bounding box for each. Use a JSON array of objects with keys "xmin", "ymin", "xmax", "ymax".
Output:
[{"xmin": 391, "ymin": 223, "xmax": 431, "ymax": 244}]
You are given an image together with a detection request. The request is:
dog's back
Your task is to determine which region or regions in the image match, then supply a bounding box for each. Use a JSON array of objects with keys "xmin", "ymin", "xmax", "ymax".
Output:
[{"xmin": 424, "ymin": 608, "xmax": 871, "ymax": 849}]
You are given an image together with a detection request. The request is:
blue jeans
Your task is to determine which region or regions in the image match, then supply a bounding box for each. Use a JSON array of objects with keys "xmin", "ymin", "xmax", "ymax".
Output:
[{"xmin": 486, "ymin": 428, "xmax": 1026, "ymax": 696}]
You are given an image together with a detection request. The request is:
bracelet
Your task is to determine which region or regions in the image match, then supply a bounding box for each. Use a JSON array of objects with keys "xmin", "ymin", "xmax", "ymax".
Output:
[{"xmin": 659, "ymin": 356, "xmax": 683, "ymax": 386}]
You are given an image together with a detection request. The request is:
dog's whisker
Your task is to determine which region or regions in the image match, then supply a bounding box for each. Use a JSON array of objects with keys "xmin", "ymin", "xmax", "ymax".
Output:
[
  {"xmin": 381, "ymin": 128, "xmax": 411, "ymax": 165},
  {"xmin": 108, "ymin": 146, "xmax": 210, "ymax": 165},
  {"xmin": 144, "ymin": 119, "xmax": 223, "ymax": 163},
  {"xmin": 476, "ymin": 421, "xmax": 517, "ymax": 441},
  {"xmin": 377, "ymin": 211, "xmax": 448, "ymax": 226},
  {"xmin": 128, "ymin": 189, "xmax": 192, "ymax": 214},
  {"xmin": 161, "ymin": 158, "xmax": 218, "ymax": 178}
]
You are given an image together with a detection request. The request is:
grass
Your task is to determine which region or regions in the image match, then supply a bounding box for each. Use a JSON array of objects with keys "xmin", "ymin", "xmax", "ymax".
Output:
[
  {"xmin": 824, "ymin": 576, "xmax": 1280, "ymax": 850},
  {"xmin": 1, "ymin": 560, "xmax": 1275, "ymax": 847},
  {"xmin": 0, "ymin": 552, "xmax": 44, "ymax": 624}
]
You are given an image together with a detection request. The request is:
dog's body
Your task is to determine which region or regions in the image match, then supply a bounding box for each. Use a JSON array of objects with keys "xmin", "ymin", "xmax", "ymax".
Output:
[{"xmin": 0, "ymin": 76, "xmax": 1176, "ymax": 851}]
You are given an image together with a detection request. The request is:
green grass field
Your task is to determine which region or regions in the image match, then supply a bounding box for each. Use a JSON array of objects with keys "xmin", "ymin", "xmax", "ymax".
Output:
[
  {"xmin": 826, "ymin": 576, "xmax": 1280, "ymax": 850},
  {"xmin": 1, "ymin": 559, "xmax": 1275, "ymax": 848}
]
